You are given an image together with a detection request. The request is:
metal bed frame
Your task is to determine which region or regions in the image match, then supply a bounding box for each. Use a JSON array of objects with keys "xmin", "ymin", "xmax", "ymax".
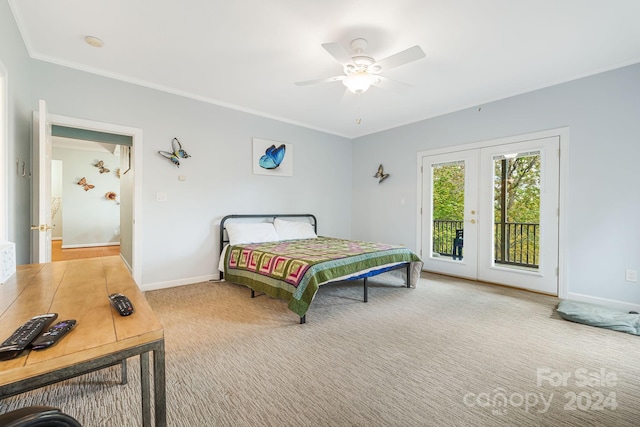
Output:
[{"xmin": 219, "ymin": 214, "xmax": 411, "ymax": 324}]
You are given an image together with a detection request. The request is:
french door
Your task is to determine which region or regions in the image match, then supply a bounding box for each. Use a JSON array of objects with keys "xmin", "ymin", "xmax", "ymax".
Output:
[{"xmin": 420, "ymin": 136, "xmax": 560, "ymax": 295}]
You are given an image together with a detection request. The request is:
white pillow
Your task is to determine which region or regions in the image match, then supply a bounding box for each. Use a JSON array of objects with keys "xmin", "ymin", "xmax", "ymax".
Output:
[
  {"xmin": 226, "ymin": 222, "xmax": 279, "ymax": 245},
  {"xmin": 274, "ymin": 218, "xmax": 317, "ymax": 240}
]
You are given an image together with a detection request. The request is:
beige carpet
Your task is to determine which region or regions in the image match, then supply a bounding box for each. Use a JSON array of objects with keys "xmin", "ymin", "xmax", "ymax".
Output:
[{"xmin": 2, "ymin": 273, "xmax": 640, "ymax": 426}]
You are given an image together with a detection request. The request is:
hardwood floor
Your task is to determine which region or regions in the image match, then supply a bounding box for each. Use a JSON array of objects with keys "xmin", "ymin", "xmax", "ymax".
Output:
[{"xmin": 52, "ymin": 240, "xmax": 120, "ymax": 261}]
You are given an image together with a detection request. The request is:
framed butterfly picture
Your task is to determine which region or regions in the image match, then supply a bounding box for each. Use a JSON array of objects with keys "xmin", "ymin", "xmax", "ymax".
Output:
[{"xmin": 252, "ymin": 138, "xmax": 293, "ymax": 176}]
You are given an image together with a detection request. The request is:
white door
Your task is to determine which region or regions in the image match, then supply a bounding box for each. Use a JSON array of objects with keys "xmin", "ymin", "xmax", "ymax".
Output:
[
  {"xmin": 421, "ymin": 137, "xmax": 560, "ymax": 295},
  {"xmin": 477, "ymin": 137, "xmax": 559, "ymax": 294},
  {"xmin": 421, "ymin": 149, "xmax": 479, "ymax": 279},
  {"xmin": 31, "ymin": 100, "xmax": 52, "ymax": 263}
]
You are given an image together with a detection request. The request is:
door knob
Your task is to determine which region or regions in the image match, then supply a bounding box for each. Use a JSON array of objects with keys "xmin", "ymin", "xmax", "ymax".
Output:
[{"xmin": 470, "ymin": 219, "xmax": 476, "ymax": 224}]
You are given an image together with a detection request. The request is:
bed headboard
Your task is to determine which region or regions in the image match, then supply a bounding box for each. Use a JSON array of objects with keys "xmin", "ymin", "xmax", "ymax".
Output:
[{"xmin": 219, "ymin": 214, "xmax": 318, "ymax": 253}]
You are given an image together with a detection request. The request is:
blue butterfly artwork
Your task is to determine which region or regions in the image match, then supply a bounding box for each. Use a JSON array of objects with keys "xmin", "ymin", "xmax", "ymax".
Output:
[
  {"xmin": 259, "ymin": 144, "xmax": 286, "ymax": 170},
  {"xmin": 158, "ymin": 137, "xmax": 191, "ymax": 167}
]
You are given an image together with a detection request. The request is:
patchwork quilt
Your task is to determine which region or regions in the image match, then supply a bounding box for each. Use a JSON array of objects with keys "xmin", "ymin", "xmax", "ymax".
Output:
[{"xmin": 224, "ymin": 237, "xmax": 422, "ymax": 317}]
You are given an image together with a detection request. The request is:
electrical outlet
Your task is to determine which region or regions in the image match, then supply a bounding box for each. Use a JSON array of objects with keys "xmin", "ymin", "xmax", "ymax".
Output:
[{"xmin": 625, "ymin": 269, "xmax": 638, "ymax": 282}]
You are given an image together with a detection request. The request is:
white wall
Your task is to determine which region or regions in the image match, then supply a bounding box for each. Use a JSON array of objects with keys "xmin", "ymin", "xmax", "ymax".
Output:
[
  {"xmin": 52, "ymin": 147, "xmax": 121, "ymax": 247},
  {"xmin": 352, "ymin": 63, "xmax": 640, "ymax": 308},
  {"xmin": 51, "ymin": 159, "xmax": 62, "ymax": 239}
]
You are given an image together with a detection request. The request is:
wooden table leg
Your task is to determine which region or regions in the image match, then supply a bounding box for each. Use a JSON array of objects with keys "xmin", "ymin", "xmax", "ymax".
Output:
[
  {"xmin": 140, "ymin": 352, "xmax": 151, "ymax": 427},
  {"xmin": 153, "ymin": 341, "xmax": 167, "ymax": 427},
  {"xmin": 121, "ymin": 359, "xmax": 128, "ymax": 385}
]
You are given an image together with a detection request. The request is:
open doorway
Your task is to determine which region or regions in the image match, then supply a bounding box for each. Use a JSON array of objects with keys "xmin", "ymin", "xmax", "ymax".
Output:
[
  {"xmin": 50, "ymin": 136, "xmax": 125, "ymax": 261},
  {"xmin": 33, "ymin": 104, "xmax": 143, "ymax": 285}
]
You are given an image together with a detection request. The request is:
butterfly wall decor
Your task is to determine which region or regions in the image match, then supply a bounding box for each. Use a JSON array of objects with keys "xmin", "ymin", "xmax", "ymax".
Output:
[
  {"xmin": 95, "ymin": 160, "xmax": 110, "ymax": 174},
  {"xmin": 259, "ymin": 144, "xmax": 286, "ymax": 170},
  {"xmin": 158, "ymin": 137, "xmax": 191, "ymax": 167},
  {"xmin": 374, "ymin": 164, "xmax": 390, "ymax": 183},
  {"xmin": 78, "ymin": 177, "xmax": 95, "ymax": 191}
]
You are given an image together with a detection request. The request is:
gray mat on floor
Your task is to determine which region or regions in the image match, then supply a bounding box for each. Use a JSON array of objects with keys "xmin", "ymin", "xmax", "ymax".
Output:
[{"xmin": 557, "ymin": 299, "xmax": 640, "ymax": 335}]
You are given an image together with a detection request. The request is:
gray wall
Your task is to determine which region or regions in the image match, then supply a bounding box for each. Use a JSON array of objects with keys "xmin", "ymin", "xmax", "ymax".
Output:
[
  {"xmin": 0, "ymin": 0, "xmax": 33, "ymax": 263},
  {"xmin": 30, "ymin": 63, "xmax": 352, "ymax": 287},
  {"xmin": 119, "ymin": 146, "xmax": 134, "ymax": 268},
  {"xmin": 352, "ymin": 63, "xmax": 640, "ymax": 307}
]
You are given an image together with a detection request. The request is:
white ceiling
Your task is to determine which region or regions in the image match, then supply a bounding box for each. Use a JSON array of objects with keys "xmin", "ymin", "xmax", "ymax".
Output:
[{"xmin": 9, "ymin": 0, "xmax": 640, "ymax": 138}]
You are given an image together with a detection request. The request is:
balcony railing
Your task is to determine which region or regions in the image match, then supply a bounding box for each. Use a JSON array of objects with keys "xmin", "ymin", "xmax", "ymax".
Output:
[
  {"xmin": 494, "ymin": 222, "xmax": 539, "ymax": 268},
  {"xmin": 432, "ymin": 220, "xmax": 464, "ymax": 256},
  {"xmin": 432, "ymin": 220, "xmax": 539, "ymax": 268}
]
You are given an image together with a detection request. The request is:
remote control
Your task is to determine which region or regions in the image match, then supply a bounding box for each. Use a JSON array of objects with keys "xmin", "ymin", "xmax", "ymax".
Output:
[
  {"xmin": 31, "ymin": 319, "xmax": 77, "ymax": 350},
  {"xmin": 109, "ymin": 293, "xmax": 135, "ymax": 316},
  {"xmin": 0, "ymin": 313, "xmax": 58, "ymax": 361}
]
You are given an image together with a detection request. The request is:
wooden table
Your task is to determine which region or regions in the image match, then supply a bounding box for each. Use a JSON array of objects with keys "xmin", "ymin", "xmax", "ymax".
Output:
[{"xmin": 0, "ymin": 256, "xmax": 166, "ymax": 427}]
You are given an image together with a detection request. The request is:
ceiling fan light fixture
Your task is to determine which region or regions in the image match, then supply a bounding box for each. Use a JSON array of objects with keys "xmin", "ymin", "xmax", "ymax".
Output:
[
  {"xmin": 343, "ymin": 71, "xmax": 378, "ymax": 94},
  {"xmin": 352, "ymin": 55, "xmax": 374, "ymax": 67}
]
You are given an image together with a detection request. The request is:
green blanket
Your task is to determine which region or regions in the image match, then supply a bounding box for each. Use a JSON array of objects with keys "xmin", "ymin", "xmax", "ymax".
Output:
[{"xmin": 224, "ymin": 237, "xmax": 423, "ymax": 317}]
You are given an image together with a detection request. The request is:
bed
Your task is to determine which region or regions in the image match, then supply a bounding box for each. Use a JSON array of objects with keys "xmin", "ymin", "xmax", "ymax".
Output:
[{"xmin": 219, "ymin": 214, "xmax": 423, "ymax": 323}]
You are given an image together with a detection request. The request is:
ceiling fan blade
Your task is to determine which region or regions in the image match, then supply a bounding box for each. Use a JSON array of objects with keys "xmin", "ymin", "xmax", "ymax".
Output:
[
  {"xmin": 374, "ymin": 75, "xmax": 413, "ymax": 93},
  {"xmin": 294, "ymin": 76, "xmax": 344, "ymax": 86},
  {"xmin": 321, "ymin": 42, "xmax": 353, "ymax": 65},
  {"xmin": 372, "ymin": 45, "xmax": 426, "ymax": 72}
]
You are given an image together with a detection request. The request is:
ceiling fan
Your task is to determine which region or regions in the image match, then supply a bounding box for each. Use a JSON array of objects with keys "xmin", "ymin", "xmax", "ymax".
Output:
[{"xmin": 295, "ymin": 38, "xmax": 426, "ymax": 95}]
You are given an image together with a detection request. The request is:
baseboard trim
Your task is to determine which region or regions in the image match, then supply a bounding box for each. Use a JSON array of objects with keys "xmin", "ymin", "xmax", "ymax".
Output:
[
  {"xmin": 565, "ymin": 292, "xmax": 640, "ymax": 312},
  {"xmin": 120, "ymin": 254, "xmax": 132, "ymax": 273},
  {"xmin": 141, "ymin": 274, "xmax": 218, "ymax": 292},
  {"xmin": 61, "ymin": 242, "xmax": 120, "ymax": 249}
]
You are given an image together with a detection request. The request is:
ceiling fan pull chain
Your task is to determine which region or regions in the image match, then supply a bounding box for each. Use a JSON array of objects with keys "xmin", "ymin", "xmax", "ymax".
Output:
[{"xmin": 356, "ymin": 93, "xmax": 362, "ymax": 124}]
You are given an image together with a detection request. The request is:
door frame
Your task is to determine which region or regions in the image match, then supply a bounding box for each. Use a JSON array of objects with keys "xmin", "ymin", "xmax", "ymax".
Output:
[
  {"xmin": 45, "ymin": 113, "xmax": 143, "ymax": 286},
  {"xmin": 416, "ymin": 127, "xmax": 569, "ymax": 299}
]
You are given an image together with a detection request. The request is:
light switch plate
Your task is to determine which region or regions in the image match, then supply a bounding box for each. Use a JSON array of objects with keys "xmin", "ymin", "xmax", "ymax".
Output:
[{"xmin": 625, "ymin": 269, "xmax": 638, "ymax": 282}]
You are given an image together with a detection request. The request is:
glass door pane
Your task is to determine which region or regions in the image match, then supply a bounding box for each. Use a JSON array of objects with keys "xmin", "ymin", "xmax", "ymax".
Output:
[
  {"xmin": 432, "ymin": 160, "xmax": 465, "ymax": 261},
  {"xmin": 492, "ymin": 151, "xmax": 541, "ymax": 272}
]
